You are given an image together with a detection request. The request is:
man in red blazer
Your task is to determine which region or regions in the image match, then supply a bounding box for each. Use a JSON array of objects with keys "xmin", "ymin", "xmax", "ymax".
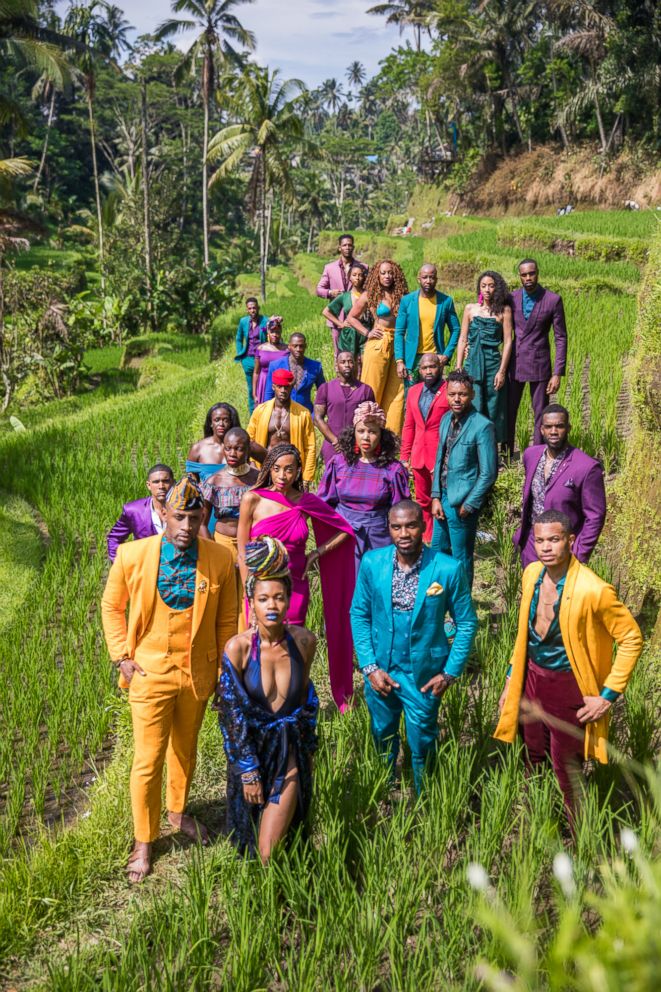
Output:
[{"xmin": 401, "ymin": 353, "xmax": 450, "ymax": 541}]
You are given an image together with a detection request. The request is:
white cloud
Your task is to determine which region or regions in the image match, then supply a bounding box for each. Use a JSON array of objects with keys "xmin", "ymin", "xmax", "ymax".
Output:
[{"xmin": 56, "ymin": 0, "xmax": 406, "ymax": 87}]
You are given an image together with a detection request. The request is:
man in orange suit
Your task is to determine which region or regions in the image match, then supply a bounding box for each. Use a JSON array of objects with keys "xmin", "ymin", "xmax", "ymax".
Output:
[
  {"xmin": 101, "ymin": 476, "xmax": 237, "ymax": 883},
  {"xmin": 400, "ymin": 353, "xmax": 450, "ymax": 541}
]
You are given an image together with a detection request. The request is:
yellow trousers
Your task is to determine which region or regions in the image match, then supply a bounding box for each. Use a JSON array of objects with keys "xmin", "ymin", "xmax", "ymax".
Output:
[
  {"xmin": 128, "ymin": 666, "xmax": 208, "ymax": 842},
  {"xmin": 360, "ymin": 328, "xmax": 404, "ymax": 434},
  {"xmin": 214, "ymin": 530, "xmax": 246, "ymax": 633}
]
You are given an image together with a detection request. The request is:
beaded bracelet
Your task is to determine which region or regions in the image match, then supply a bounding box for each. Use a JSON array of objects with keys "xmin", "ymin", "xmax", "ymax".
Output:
[{"xmin": 241, "ymin": 770, "xmax": 261, "ymax": 785}]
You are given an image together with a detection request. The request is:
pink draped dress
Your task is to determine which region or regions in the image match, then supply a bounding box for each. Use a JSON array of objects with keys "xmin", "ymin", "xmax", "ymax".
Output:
[{"xmin": 248, "ymin": 488, "xmax": 357, "ymax": 710}]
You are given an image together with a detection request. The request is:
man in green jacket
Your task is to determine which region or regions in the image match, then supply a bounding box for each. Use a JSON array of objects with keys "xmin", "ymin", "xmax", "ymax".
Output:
[
  {"xmin": 394, "ymin": 264, "xmax": 461, "ymax": 385},
  {"xmin": 431, "ymin": 370, "xmax": 498, "ymax": 587}
]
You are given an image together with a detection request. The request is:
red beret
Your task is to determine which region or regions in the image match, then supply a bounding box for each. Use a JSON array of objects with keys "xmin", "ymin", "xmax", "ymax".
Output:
[{"xmin": 272, "ymin": 368, "xmax": 295, "ymax": 386}]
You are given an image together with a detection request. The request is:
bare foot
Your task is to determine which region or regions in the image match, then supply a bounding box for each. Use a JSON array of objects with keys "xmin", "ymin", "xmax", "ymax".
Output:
[
  {"xmin": 126, "ymin": 841, "xmax": 152, "ymax": 884},
  {"xmin": 168, "ymin": 811, "xmax": 209, "ymax": 845}
]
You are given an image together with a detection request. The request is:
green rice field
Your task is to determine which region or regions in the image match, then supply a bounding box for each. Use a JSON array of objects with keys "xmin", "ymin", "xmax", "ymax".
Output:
[{"xmin": 0, "ymin": 209, "xmax": 658, "ymax": 990}]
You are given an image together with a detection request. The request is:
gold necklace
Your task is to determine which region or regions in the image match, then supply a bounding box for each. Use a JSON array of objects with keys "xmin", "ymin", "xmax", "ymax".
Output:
[{"xmin": 226, "ymin": 463, "xmax": 251, "ymax": 477}]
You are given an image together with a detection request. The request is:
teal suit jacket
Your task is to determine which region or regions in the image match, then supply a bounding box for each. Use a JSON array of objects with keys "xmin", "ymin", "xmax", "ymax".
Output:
[
  {"xmin": 431, "ymin": 407, "xmax": 497, "ymax": 511},
  {"xmin": 350, "ymin": 545, "xmax": 477, "ymax": 687},
  {"xmin": 234, "ymin": 315, "xmax": 268, "ymax": 360},
  {"xmin": 394, "ymin": 290, "xmax": 461, "ymax": 369}
]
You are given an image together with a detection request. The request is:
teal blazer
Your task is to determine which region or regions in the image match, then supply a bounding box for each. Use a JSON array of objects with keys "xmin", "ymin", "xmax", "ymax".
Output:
[
  {"xmin": 431, "ymin": 407, "xmax": 497, "ymax": 511},
  {"xmin": 234, "ymin": 315, "xmax": 268, "ymax": 360},
  {"xmin": 394, "ymin": 290, "xmax": 461, "ymax": 369},
  {"xmin": 350, "ymin": 545, "xmax": 477, "ymax": 687}
]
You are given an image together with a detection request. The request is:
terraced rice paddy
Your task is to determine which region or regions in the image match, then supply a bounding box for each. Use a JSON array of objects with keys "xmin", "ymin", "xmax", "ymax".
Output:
[{"xmin": 0, "ymin": 210, "xmax": 658, "ymax": 990}]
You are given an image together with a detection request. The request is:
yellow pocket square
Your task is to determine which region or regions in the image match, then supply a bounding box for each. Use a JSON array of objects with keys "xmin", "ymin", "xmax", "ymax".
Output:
[{"xmin": 426, "ymin": 582, "xmax": 444, "ymax": 596}]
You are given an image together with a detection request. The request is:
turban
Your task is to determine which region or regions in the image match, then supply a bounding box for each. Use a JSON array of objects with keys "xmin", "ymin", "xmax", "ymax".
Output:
[
  {"xmin": 353, "ymin": 401, "xmax": 386, "ymax": 429},
  {"xmin": 244, "ymin": 537, "xmax": 290, "ymax": 599},
  {"xmin": 272, "ymin": 368, "xmax": 295, "ymax": 386},
  {"xmin": 266, "ymin": 315, "xmax": 283, "ymax": 331},
  {"xmin": 165, "ymin": 474, "xmax": 204, "ymax": 511}
]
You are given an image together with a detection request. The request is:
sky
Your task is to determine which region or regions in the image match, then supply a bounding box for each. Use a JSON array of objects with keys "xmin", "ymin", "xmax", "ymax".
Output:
[{"xmin": 56, "ymin": 1, "xmax": 406, "ymax": 88}]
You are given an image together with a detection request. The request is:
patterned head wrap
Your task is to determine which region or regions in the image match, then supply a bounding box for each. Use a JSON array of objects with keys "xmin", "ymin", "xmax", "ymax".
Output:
[
  {"xmin": 272, "ymin": 368, "xmax": 295, "ymax": 386},
  {"xmin": 165, "ymin": 474, "xmax": 204, "ymax": 511},
  {"xmin": 266, "ymin": 315, "xmax": 284, "ymax": 332},
  {"xmin": 353, "ymin": 401, "xmax": 386, "ymax": 429},
  {"xmin": 244, "ymin": 537, "xmax": 291, "ymax": 599}
]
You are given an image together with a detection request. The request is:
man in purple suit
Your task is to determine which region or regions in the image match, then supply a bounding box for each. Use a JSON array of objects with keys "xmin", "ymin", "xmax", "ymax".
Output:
[
  {"xmin": 514, "ymin": 405, "xmax": 606, "ymax": 568},
  {"xmin": 316, "ymin": 234, "xmax": 368, "ymax": 353},
  {"xmin": 508, "ymin": 258, "xmax": 568, "ymax": 452},
  {"xmin": 107, "ymin": 463, "xmax": 174, "ymax": 561}
]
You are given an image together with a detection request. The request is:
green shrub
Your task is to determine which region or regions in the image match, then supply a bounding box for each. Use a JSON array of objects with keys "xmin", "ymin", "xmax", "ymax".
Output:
[{"xmin": 497, "ymin": 219, "xmax": 649, "ymax": 265}]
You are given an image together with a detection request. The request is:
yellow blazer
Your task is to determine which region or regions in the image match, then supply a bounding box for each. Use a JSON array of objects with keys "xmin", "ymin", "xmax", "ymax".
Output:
[
  {"xmin": 101, "ymin": 534, "xmax": 238, "ymax": 699},
  {"xmin": 247, "ymin": 399, "xmax": 317, "ymax": 481},
  {"xmin": 494, "ymin": 556, "xmax": 643, "ymax": 763}
]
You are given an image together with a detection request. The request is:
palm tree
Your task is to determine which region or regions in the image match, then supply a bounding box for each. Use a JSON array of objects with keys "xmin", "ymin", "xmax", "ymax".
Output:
[
  {"xmin": 155, "ymin": 0, "xmax": 256, "ymax": 268},
  {"xmin": 366, "ymin": 0, "xmax": 435, "ymax": 52},
  {"xmin": 207, "ymin": 68, "xmax": 304, "ymax": 298},
  {"xmin": 346, "ymin": 61, "xmax": 366, "ymax": 90},
  {"xmin": 319, "ymin": 77, "xmax": 344, "ymax": 115}
]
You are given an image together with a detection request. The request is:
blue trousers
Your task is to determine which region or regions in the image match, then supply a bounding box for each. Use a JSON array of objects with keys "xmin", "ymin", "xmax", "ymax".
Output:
[
  {"xmin": 240, "ymin": 356, "xmax": 256, "ymax": 414},
  {"xmin": 430, "ymin": 492, "xmax": 479, "ymax": 588},
  {"xmin": 364, "ymin": 611, "xmax": 441, "ymax": 793}
]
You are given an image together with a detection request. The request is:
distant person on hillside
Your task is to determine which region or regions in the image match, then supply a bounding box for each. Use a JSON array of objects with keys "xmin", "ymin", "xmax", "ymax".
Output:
[
  {"xmin": 514, "ymin": 404, "xmax": 606, "ymax": 568},
  {"xmin": 430, "ymin": 371, "xmax": 498, "ymax": 588},
  {"xmin": 345, "ymin": 259, "xmax": 409, "ymax": 434},
  {"xmin": 394, "ymin": 263, "xmax": 461, "ymax": 385},
  {"xmin": 456, "ymin": 270, "xmax": 513, "ymax": 445},
  {"xmin": 313, "ymin": 351, "xmax": 375, "ymax": 464},
  {"xmin": 316, "ymin": 233, "xmax": 368, "ymax": 353},
  {"xmin": 351, "ymin": 500, "xmax": 477, "ymax": 793},
  {"xmin": 507, "ymin": 258, "xmax": 567, "ymax": 453},
  {"xmin": 252, "ymin": 316, "xmax": 288, "ymax": 406},
  {"xmin": 214, "ymin": 537, "xmax": 319, "ymax": 861},
  {"xmin": 247, "ymin": 369, "xmax": 317, "ymax": 489},
  {"xmin": 322, "ymin": 263, "xmax": 372, "ymax": 360},
  {"xmin": 199, "ymin": 427, "xmax": 259, "ymax": 633},
  {"xmin": 400, "ymin": 354, "xmax": 450, "ymax": 542},
  {"xmin": 264, "ymin": 332, "xmax": 325, "ymax": 414},
  {"xmin": 495, "ymin": 510, "xmax": 643, "ymax": 828},
  {"xmin": 101, "ymin": 476, "xmax": 238, "ymax": 883},
  {"xmin": 234, "ymin": 298, "xmax": 268, "ymax": 415},
  {"xmin": 107, "ymin": 463, "xmax": 174, "ymax": 561}
]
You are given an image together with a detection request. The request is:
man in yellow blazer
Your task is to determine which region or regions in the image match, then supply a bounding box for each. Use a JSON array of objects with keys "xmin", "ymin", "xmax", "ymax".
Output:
[
  {"xmin": 494, "ymin": 508, "xmax": 642, "ymax": 821},
  {"xmin": 101, "ymin": 476, "xmax": 237, "ymax": 882},
  {"xmin": 246, "ymin": 368, "xmax": 316, "ymax": 488}
]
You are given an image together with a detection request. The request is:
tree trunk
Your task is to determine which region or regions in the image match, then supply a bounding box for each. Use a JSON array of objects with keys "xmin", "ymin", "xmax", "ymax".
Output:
[
  {"xmin": 259, "ymin": 155, "xmax": 267, "ymax": 300},
  {"xmin": 202, "ymin": 86, "xmax": 210, "ymax": 268},
  {"xmin": 140, "ymin": 78, "xmax": 154, "ymax": 330},
  {"xmin": 307, "ymin": 223, "xmax": 313, "ymax": 253},
  {"xmin": 591, "ymin": 68, "xmax": 607, "ymax": 152},
  {"xmin": 33, "ymin": 88, "xmax": 56, "ymax": 194},
  {"xmin": 86, "ymin": 84, "xmax": 105, "ymax": 290}
]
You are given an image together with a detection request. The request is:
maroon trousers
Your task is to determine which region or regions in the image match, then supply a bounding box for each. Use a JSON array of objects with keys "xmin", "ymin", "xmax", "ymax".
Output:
[
  {"xmin": 522, "ymin": 660, "xmax": 585, "ymax": 816},
  {"xmin": 412, "ymin": 465, "xmax": 434, "ymax": 543},
  {"xmin": 507, "ymin": 378, "xmax": 549, "ymax": 451}
]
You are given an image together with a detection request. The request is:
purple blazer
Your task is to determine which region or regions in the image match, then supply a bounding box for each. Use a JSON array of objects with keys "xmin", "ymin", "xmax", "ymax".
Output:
[
  {"xmin": 514, "ymin": 444, "xmax": 606, "ymax": 563},
  {"xmin": 316, "ymin": 257, "xmax": 368, "ymax": 327},
  {"xmin": 510, "ymin": 286, "xmax": 567, "ymax": 382},
  {"xmin": 107, "ymin": 496, "xmax": 159, "ymax": 561}
]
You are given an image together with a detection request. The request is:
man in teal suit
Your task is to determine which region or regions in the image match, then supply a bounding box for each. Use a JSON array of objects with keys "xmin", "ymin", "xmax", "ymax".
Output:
[
  {"xmin": 431, "ymin": 370, "xmax": 498, "ymax": 588},
  {"xmin": 394, "ymin": 264, "xmax": 461, "ymax": 384},
  {"xmin": 234, "ymin": 298, "xmax": 268, "ymax": 414},
  {"xmin": 351, "ymin": 500, "xmax": 477, "ymax": 793}
]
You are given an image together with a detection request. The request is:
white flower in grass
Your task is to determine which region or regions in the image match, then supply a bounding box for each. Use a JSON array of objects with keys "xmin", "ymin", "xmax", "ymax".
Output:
[
  {"xmin": 620, "ymin": 827, "xmax": 638, "ymax": 854},
  {"xmin": 466, "ymin": 862, "xmax": 491, "ymax": 893},
  {"xmin": 553, "ymin": 852, "xmax": 576, "ymax": 897}
]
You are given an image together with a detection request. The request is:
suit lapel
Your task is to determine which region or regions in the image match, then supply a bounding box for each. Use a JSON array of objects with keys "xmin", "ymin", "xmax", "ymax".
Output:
[
  {"xmin": 139, "ymin": 536, "xmax": 162, "ymax": 639},
  {"xmin": 191, "ymin": 538, "xmax": 209, "ymax": 641},
  {"xmin": 382, "ymin": 547, "xmax": 395, "ymax": 627},
  {"xmin": 545, "ymin": 446, "xmax": 574, "ymax": 494},
  {"xmin": 433, "ymin": 291, "xmax": 444, "ymax": 336},
  {"xmin": 525, "ymin": 287, "xmax": 546, "ymax": 333},
  {"xmin": 411, "ymin": 547, "xmax": 434, "ymax": 626}
]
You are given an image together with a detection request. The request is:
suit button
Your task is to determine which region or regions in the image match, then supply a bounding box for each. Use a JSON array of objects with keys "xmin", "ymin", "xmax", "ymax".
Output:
[{"xmin": 166, "ymin": 650, "xmax": 172, "ymax": 656}]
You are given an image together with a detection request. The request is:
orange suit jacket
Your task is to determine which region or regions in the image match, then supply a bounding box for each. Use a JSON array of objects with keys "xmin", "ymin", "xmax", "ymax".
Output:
[{"xmin": 101, "ymin": 534, "xmax": 238, "ymax": 699}]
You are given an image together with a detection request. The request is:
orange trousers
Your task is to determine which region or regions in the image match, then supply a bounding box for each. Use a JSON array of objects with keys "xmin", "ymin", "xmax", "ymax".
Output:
[{"xmin": 361, "ymin": 328, "xmax": 405, "ymax": 434}]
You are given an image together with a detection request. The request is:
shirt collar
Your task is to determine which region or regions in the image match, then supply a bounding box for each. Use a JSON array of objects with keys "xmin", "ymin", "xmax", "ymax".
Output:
[
  {"xmin": 393, "ymin": 547, "xmax": 424, "ymax": 572},
  {"xmin": 161, "ymin": 534, "xmax": 198, "ymax": 564},
  {"xmin": 523, "ymin": 286, "xmax": 542, "ymax": 300},
  {"xmin": 535, "ymin": 567, "xmax": 567, "ymax": 593},
  {"xmin": 422, "ymin": 378, "xmax": 442, "ymax": 395}
]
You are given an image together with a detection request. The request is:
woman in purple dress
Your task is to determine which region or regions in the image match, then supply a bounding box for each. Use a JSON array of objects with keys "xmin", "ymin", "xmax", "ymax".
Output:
[
  {"xmin": 253, "ymin": 317, "xmax": 289, "ymax": 406},
  {"xmin": 317, "ymin": 401, "xmax": 410, "ymax": 561}
]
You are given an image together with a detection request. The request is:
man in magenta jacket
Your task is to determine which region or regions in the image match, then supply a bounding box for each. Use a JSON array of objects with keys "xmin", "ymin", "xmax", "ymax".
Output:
[{"xmin": 514, "ymin": 405, "xmax": 606, "ymax": 568}]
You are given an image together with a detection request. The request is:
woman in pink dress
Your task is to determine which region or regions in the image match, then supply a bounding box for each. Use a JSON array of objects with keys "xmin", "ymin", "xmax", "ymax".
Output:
[
  {"xmin": 237, "ymin": 443, "xmax": 356, "ymax": 710},
  {"xmin": 253, "ymin": 317, "xmax": 289, "ymax": 406}
]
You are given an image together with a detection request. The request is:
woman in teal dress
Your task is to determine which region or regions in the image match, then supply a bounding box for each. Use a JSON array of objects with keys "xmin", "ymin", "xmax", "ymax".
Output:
[{"xmin": 456, "ymin": 270, "xmax": 513, "ymax": 444}]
